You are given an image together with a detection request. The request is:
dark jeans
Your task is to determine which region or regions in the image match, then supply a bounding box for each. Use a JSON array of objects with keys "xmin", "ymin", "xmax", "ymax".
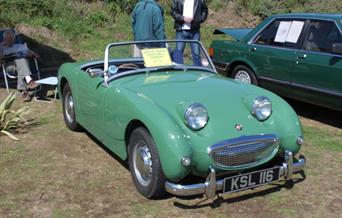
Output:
[{"xmin": 174, "ymin": 30, "xmax": 202, "ymax": 66}]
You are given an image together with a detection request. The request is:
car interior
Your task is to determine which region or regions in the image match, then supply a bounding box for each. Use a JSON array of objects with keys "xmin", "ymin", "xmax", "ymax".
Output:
[
  {"xmin": 81, "ymin": 59, "xmax": 145, "ymax": 76},
  {"xmin": 303, "ymin": 21, "xmax": 342, "ymax": 53}
]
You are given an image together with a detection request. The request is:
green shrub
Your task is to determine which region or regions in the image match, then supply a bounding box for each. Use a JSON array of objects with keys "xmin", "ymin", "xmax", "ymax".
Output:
[
  {"xmin": 0, "ymin": 92, "xmax": 29, "ymax": 141},
  {"xmin": 236, "ymin": 0, "xmax": 250, "ymax": 8},
  {"xmin": 209, "ymin": 0, "xmax": 230, "ymax": 11},
  {"xmin": 250, "ymin": 0, "xmax": 282, "ymax": 19},
  {"xmin": 88, "ymin": 10, "xmax": 110, "ymax": 26},
  {"xmin": 0, "ymin": 0, "xmax": 54, "ymax": 23}
]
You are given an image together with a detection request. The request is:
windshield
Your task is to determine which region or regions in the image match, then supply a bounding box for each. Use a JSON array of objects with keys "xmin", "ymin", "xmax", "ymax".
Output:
[{"xmin": 104, "ymin": 40, "xmax": 216, "ymax": 76}]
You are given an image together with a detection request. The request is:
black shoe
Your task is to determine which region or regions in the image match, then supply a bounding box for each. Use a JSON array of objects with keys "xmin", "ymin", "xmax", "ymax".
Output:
[{"xmin": 27, "ymin": 81, "xmax": 39, "ymax": 90}]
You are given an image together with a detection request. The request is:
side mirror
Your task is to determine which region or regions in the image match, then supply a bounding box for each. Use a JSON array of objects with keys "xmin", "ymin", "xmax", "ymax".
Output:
[
  {"xmin": 332, "ymin": 43, "xmax": 342, "ymax": 55},
  {"xmin": 87, "ymin": 68, "xmax": 104, "ymax": 78}
]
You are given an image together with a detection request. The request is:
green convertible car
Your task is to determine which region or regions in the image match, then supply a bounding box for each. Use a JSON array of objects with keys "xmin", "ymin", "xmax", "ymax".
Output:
[
  {"xmin": 58, "ymin": 40, "xmax": 305, "ymax": 199},
  {"xmin": 210, "ymin": 13, "xmax": 342, "ymax": 111}
]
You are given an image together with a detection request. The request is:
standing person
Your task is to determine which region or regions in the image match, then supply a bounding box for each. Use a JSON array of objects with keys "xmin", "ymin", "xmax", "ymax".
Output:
[
  {"xmin": 132, "ymin": 0, "xmax": 166, "ymax": 52},
  {"xmin": 171, "ymin": 0, "xmax": 208, "ymax": 66},
  {"xmin": 0, "ymin": 30, "xmax": 39, "ymax": 101}
]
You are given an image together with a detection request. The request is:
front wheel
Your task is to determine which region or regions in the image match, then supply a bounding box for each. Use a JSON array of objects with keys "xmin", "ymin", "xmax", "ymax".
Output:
[
  {"xmin": 62, "ymin": 83, "xmax": 81, "ymax": 131},
  {"xmin": 231, "ymin": 65, "xmax": 258, "ymax": 85},
  {"xmin": 128, "ymin": 127, "xmax": 166, "ymax": 199}
]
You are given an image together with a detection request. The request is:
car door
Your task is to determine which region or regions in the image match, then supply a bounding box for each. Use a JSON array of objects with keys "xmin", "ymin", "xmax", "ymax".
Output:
[
  {"xmin": 76, "ymin": 69, "xmax": 107, "ymax": 138},
  {"xmin": 247, "ymin": 18, "xmax": 307, "ymax": 95},
  {"xmin": 292, "ymin": 19, "xmax": 342, "ymax": 110}
]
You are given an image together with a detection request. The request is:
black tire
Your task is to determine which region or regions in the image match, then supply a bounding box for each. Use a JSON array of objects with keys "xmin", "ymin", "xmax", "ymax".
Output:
[
  {"xmin": 62, "ymin": 83, "xmax": 81, "ymax": 131},
  {"xmin": 231, "ymin": 65, "xmax": 258, "ymax": 85},
  {"xmin": 128, "ymin": 127, "xmax": 166, "ymax": 199}
]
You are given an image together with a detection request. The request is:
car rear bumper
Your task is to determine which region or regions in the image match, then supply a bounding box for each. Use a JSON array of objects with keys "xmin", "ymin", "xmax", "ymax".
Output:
[
  {"xmin": 212, "ymin": 59, "xmax": 230, "ymax": 72},
  {"xmin": 165, "ymin": 150, "xmax": 305, "ymax": 199}
]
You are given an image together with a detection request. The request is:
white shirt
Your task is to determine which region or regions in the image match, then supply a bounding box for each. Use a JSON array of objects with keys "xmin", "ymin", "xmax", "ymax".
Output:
[{"xmin": 182, "ymin": 0, "xmax": 194, "ymax": 30}]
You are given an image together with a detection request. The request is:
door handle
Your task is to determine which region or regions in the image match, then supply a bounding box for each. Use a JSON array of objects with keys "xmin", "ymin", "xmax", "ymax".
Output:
[
  {"xmin": 297, "ymin": 54, "xmax": 307, "ymax": 60},
  {"xmin": 249, "ymin": 47, "xmax": 257, "ymax": 52}
]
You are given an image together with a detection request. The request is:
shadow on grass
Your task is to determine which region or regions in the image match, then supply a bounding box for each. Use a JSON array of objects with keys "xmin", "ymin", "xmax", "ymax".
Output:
[
  {"xmin": 0, "ymin": 33, "xmax": 74, "ymax": 90},
  {"xmin": 173, "ymin": 171, "xmax": 306, "ymax": 209},
  {"xmin": 285, "ymin": 98, "xmax": 342, "ymax": 129},
  {"xmin": 19, "ymin": 33, "xmax": 75, "ymax": 71},
  {"xmin": 84, "ymin": 131, "xmax": 129, "ymax": 170}
]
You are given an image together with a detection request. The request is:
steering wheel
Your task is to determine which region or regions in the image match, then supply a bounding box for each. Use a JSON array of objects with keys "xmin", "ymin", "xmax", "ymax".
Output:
[{"xmin": 118, "ymin": 63, "xmax": 140, "ymax": 70}]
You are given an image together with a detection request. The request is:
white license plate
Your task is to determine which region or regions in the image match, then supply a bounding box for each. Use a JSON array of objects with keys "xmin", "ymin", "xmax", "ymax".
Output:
[{"xmin": 223, "ymin": 167, "xmax": 280, "ymax": 194}]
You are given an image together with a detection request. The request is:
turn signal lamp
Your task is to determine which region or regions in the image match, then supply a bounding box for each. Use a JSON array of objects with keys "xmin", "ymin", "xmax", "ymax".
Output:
[{"xmin": 208, "ymin": 47, "xmax": 214, "ymax": 58}]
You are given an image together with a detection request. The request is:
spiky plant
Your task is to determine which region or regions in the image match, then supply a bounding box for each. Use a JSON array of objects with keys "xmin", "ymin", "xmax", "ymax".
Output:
[{"xmin": 0, "ymin": 92, "xmax": 29, "ymax": 140}]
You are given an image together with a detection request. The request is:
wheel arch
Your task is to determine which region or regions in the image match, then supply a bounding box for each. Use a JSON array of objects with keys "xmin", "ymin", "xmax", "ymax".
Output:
[
  {"xmin": 59, "ymin": 77, "xmax": 68, "ymax": 96},
  {"xmin": 228, "ymin": 60, "xmax": 257, "ymax": 78},
  {"xmin": 124, "ymin": 119, "xmax": 148, "ymax": 160},
  {"xmin": 121, "ymin": 114, "xmax": 191, "ymax": 181},
  {"xmin": 60, "ymin": 78, "xmax": 82, "ymax": 131}
]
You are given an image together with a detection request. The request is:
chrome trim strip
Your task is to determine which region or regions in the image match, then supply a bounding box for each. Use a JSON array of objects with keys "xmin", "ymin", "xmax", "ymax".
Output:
[
  {"xmin": 258, "ymin": 76, "xmax": 291, "ymax": 86},
  {"xmin": 248, "ymin": 42, "xmax": 342, "ymax": 57},
  {"xmin": 103, "ymin": 40, "xmax": 218, "ymax": 74},
  {"xmin": 291, "ymin": 83, "xmax": 342, "ymax": 97},
  {"xmin": 165, "ymin": 150, "xmax": 305, "ymax": 199},
  {"xmin": 248, "ymin": 43, "xmax": 301, "ymax": 53},
  {"xmin": 259, "ymin": 76, "xmax": 342, "ymax": 98},
  {"xmin": 207, "ymin": 134, "xmax": 279, "ymax": 154}
]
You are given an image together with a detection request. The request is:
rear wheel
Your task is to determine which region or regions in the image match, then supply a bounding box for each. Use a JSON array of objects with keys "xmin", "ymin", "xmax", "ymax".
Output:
[
  {"xmin": 128, "ymin": 127, "xmax": 166, "ymax": 199},
  {"xmin": 62, "ymin": 83, "xmax": 81, "ymax": 131},
  {"xmin": 231, "ymin": 65, "xmax": 258, "ymax": 85}
]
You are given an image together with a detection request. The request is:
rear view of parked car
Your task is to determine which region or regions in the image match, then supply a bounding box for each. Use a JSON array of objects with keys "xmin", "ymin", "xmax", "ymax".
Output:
[{"xmin": 210, "ymin": 13, "xmax": 342, "ymax": 111}]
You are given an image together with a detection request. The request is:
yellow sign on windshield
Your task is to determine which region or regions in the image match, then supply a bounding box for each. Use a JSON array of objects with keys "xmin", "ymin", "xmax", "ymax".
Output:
[{"xmin": 141, "ymin": 48, "xmax": 172, "ymax": 67}]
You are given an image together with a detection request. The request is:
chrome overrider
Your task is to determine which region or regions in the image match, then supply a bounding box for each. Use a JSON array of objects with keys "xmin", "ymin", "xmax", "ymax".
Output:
[{"xmin": 165, "ymin": 150, "xmax": 305, "ymax": 199}]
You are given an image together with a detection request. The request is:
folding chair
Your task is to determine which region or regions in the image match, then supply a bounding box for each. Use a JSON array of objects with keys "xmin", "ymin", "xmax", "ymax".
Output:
[{"xmin": 0, "ymin": 29, "xmax": 41, "ymax": 92}]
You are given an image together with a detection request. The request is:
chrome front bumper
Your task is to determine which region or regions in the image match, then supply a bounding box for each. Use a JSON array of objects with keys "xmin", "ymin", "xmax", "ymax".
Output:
[{"xmin": 165, "ymin": 150, "xmax": 305, "ymax": 199}]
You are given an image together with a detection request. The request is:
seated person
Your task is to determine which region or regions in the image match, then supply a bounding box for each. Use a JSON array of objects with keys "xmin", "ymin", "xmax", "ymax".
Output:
[{"xmin": 0, "ymin": 30, "xmax": 39, "ymax": 101}]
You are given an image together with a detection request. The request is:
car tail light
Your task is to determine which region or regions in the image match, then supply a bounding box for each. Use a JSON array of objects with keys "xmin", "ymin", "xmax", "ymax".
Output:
[{"xmin": 208, "ymin": 48, "xmax": 214, "ymax": 58}]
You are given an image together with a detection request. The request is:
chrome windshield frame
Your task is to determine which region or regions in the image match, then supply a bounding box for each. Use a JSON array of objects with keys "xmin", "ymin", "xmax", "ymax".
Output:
[{"xmin": 103, "ymin": 40, "xmax": 217, "ymax": 86}]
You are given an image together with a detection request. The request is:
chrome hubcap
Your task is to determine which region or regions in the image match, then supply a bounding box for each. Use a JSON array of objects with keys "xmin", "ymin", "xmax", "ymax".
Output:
[
  {"xmin": 235, "ymin": 70, "xmax": 251, "ymax": 84},
  {"xmin": 65, "ymin": 93, "xmax": 75, "ymax": 123},
  {"xmin": 133, "ymin": 141, "xmax": 153, "ymax": 186}
]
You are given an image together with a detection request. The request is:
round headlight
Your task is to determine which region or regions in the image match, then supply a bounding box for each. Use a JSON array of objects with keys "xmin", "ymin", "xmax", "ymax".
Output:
[
  {"xmin": 184, "ymin": 103, "xmax": 208, "ymax": 130},
  {"xmin": 252, "ymin": 96, "xmax": 272, "ymax": 121}
]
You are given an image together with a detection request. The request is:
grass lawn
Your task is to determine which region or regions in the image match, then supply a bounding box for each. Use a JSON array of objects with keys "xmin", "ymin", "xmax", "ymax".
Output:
[{"xmin": 0, "ymin": 89, "xmax": 341, "ymax": 218}]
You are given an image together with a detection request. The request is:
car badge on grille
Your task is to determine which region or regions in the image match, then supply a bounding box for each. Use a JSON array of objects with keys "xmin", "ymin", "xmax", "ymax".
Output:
[{"xmin": 235, "ymin": 124, "xmax": 243, "ymax": 131}]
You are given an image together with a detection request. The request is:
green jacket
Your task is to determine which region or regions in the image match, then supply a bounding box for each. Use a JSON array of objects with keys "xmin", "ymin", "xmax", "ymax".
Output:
[{"xmin": 132, "ymin": 0, "xmax": 166, "ymax": 41}]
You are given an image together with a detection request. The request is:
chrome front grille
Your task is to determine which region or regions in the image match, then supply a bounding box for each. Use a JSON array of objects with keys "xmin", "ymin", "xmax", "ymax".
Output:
[{"xmin": 208, "ymin": 134, "xmax": 279, "ymax": 168}]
